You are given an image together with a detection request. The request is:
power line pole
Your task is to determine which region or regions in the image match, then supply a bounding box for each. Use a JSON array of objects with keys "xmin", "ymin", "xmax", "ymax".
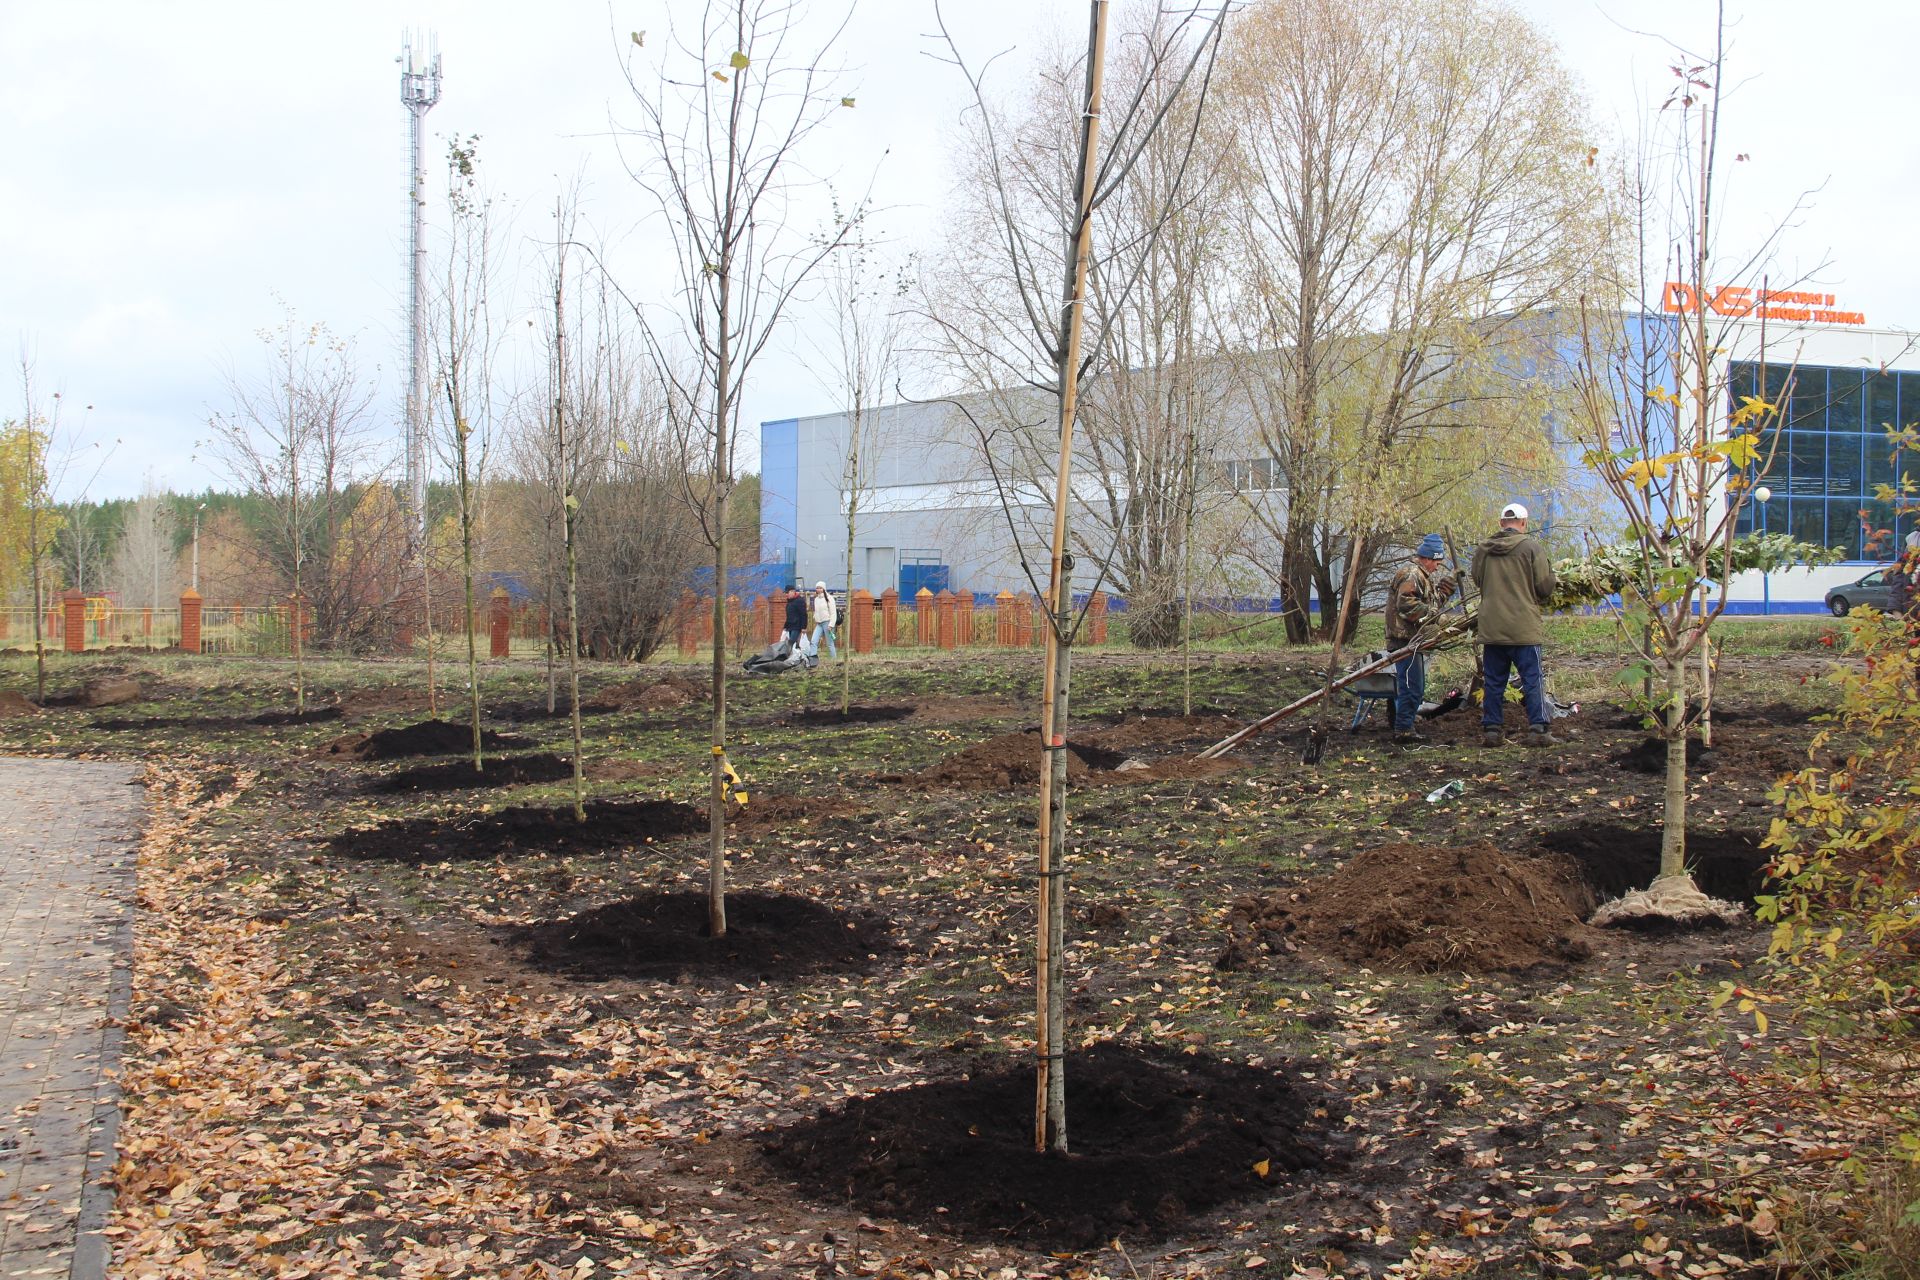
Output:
[{"xmin": 399, "ymin": 31, "xmax": 442, "ymax": 553}]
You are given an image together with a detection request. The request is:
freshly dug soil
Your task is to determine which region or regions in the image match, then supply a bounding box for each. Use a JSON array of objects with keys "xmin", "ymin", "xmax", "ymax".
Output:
[
  {"xmin": 729, "ymin": 794, "xmax": 864, "ymax": 831},
  {"xmin": 328, "ymin": 799, "xmax": 705, "ymax": 864},
  {"xmin": 93, "ymin": 710, "xmax": 340, "ymax": 732},
  {"xmin": 757, "ymin": 1042, "xmax": 1332, "ymax": 1247},
  {"xmin": 1536, "ymin": 824, "xmax": 1771, "ymax": 907},
  {"xmin": 783, "ymin": 704, "xmax": 914, "ymax": 727},
  {"xmin": 1083, "ymin": 713, "xmax": 1241, "ymax": 751},
  {"xmin": 1217, "ymin": 842, "xmax": 1598, "ymax": 974},
  {"xmin": 365, "ymin": 752, "xmax": 577, "ymax": 794},
  {"xmin": 1604, "ymin": 701, "xmax": 1820, "ymax": 730},
  {"xmin": 1612, "ymin": 736, "xmax": 1715, "ymax": 775},
  {"xmin": 582, "ymin": 675, "xmax": 708, "ymax": 713},
  {"xmin": 325, "ymin": 719, "xmax": 533, "ymax": 761},
  {"xmin": 251, "ymin": 707, "xmax": 344, "ymax": 726},
  {"xmin": 1085, "ymin": 755, "xmax": 1241, "ymax": 787},
  {"xmin": 514, "ymin": 890, "xmax": 890, "ymax": 981},
  {"xmin": 44, "ymin": 676, "xmax": 144, "ymax": 709},
  {"xmin": 0, "ymin": 690, "xmax": 41, "ymax": 717},
  {"xmin": 584, "ymin": 758, "xmax": 666, "ymax": 783},
  {"xmin": 891, "ymin": 730, "xmax": 1127, "ymax": 790}
]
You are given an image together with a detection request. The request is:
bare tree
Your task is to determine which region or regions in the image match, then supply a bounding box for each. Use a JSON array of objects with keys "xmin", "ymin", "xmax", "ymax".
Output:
[
  {"xmin": 927, "ymin": 0, "xmax": 1229, "ymax": 1154},
  {"xmin": 14, "ymin": 352, "xmax": 110, "ymax": 699},
  {"xmin": 208, "ymin": 306, "xmax": 378, "ymax": 713},
  {"xmin": 812, "ymin": 213, "xmax": 910, "ymax": 710},
  {"xmin": 615, "ymin": 0, "xmax": 864, "ymax": 938},
  {"xmin": 431, "ymin": 135, "xmax": 500, "ymax": 771},
  {"xmin": 108, "ymin": 481, "xmax": 178, "ymax": 612}
]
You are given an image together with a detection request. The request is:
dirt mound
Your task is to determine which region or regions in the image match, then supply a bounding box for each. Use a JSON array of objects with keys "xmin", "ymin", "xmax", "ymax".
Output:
[
  {"xmin": 0, "ymin": 690, "xmax": 41, "ymax": 718},
  {"xmin": 514, "ymin": 890, "xmax": 890, "ymax": 981},
  {"xmin": 92, "ymin": 709, "xmax": 340, "ymax": 732},
  {"xmin": 1218, "ymin": 842, "xmax": 1598, "ymax": 974},
  {"xmin": 1604, "ymin": 701, "xmax": 1820, "ymax": 730},
  {"xmin": 366, "ymin": 752, "xmax": 578, "ymax": 794},
  {"xmin": 783, "ymin": 704, "xmax": 914, "ymax": 727},
  {"xmin": 1084, "ymin": 713, "xmax": 1241, "ymax": 751},
  {"xmin": 1086, "ymin": 755, "xmax": 1242, "ymax": 787},
  {"xmin": 730, "ymin": 794, "xmax": 864, "ymax": 831},
  {"xmin": 337, "ymin": 686, "xmax": 430, "ymax": 718},
  {"xmin": 44, "ymin": 675, "xmax": 144, "ymax": 709},
  {"xmin": 583, "ymin": 675, "xmax": 708, "ymax": 713},
  {"xmin": 1611, "ymin": 736, "xmax": 1716, "ymax": 775},
  {"xmin": 757, "ymin": 1043, "xmax": 1332, "ymax": 1247},
  {"xmin": 328, "ymin": 799, "xmax": 705, "ymax": 864},
  {"xmin": 252, "ymin": 707, "xmax": 344, "ymax": 727},
  {"xmin": 892, "ymin": 730, "xmax": 1127, "ymax": 790},
  {"xmin": 325, "ymin": 719, "xmax": 533, "ymax": 761},
  {"xmin": 1536, "ymin": 824, "xmax": 1771, "ymax": 908}
]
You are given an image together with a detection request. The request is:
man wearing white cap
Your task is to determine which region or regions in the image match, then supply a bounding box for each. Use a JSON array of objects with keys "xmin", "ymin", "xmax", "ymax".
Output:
[
  {"xmin": 809, "ymin": 581, "xmax": 839, "ymax": 659},
  {"xmin": 1470, "ymin": 502, "xmax": 1557, "ymax": 747}
]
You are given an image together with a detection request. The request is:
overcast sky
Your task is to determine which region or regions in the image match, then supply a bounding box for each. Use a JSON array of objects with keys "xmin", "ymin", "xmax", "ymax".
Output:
[{"xmin": 4, "ymin": 1, "xmax": 1915, "ymax": 501}]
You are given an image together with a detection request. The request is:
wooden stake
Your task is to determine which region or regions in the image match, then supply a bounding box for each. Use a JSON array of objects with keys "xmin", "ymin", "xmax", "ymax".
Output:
[{"xmin": 1034, "ymin": 0, "xmax": 1109, "ymax": 1157}]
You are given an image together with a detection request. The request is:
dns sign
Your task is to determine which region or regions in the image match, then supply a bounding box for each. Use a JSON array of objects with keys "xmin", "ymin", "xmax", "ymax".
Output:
[{"xmin": 1662, "ymin": 282, "xmax": 1867, "ymax": 326}]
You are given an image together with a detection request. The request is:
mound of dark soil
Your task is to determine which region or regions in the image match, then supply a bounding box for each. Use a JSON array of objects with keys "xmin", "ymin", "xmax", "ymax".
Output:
[
  {"xmin": 0, "ymin": 690, "xmax": 41, "ymax": 718},
  {"xmin": 1611, "ymin": 736, "xmax": 1715, "ymax": 775},
  {"xmin": 328, "ymin": 799, "xmax": 705, "ymax": 863},
  {"xmin": 1217, "ymin": 843, "xmax": 1598, "ymax": 974},
  {"xmin": 42, "ymin": 675, "xmax": 144, "ymax": 709},
  {"xmin": 515, "ymin": 890, "xmax": 890, "ymax": 981},
  {"xmin": 1536, "ymin": 824, "xmax": 1771, "ymax": 907},
  {"xmin": 1084, "ymin": 713, "xmax": 1241, "ymax": 751},
  {"xmin": 892, "ymin": 730, "xmax": 1127, "ymax": 790},
  {"xmin": 366, "ymin": 752, "xmax": 577, "ymax": 794},
  {"xmin": 758, "ymin": 1043, "xmax": 1332, "ymax": 1247},
  {"xmin": 582, "ymin": 675, "xmax": 708, "ymax": 713},
  {"xmin": 783, "ymin": 704, "xmax": 914, "ymax": 726},
  {"xmin": 325, "ymin": 719, "xmax": 533, "ymax": 761},
  {"xmin": 1604, "ymin": 701, "xmax": 1820, "ymax": 730},
  {"xmin": 730, "ymin": 794, "xmax": 863, "ymax": 831},
  {"xmin": 93, "ymin": 709, "xmax": 341, "ymax": 732}
]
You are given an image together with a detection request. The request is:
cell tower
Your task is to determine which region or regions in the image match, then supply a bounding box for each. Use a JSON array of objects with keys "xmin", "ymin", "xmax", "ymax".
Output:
[{"xmin": 399, "ymin": 31, "xmax": 442, "ymax": 552}]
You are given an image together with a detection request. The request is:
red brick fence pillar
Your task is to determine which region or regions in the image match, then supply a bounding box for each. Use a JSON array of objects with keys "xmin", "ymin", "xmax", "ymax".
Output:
[
  {"xmin": 62, "ymin": 589, "xmax": 86, "ymax": 653},
  {"xmin": 880, "ymin": 588, "xmax": 899, "ymax": 646},
  {"xmin": 1088, "ymin": 590, "xmax": 1109, "ymax": 645},
  {"xmin": 850, "ymin": 589, "xmax": 874, "ymax": 653},
  {"xmin": 179, "ymin": 588, "xmax": 203, "ymax": 653},
  {"xmin": 489, "ymin": 586, "xmax": 512, "ymax": 659}
]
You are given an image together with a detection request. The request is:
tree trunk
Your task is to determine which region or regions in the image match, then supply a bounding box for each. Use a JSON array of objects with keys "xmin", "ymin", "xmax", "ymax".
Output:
[
  {"xmin": 458, "ymin": 425, "xmax": 483, "ymax": 772},
  {"xmin": 1658, "ymin": 653, "xmax": 1689, "ymax": 880},
  {"xmin": 842, "ymin": 493, "xmax": 856, "ymax": 715},
  {"xmin": 707, "ymin": 269, "xmax": 735, "ymax": 940}
]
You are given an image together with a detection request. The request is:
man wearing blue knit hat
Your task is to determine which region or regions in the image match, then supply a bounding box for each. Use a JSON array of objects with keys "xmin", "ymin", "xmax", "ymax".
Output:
[{"xmin": 1383, "ymin": 533, "xmax": 1455, "ymax": 743}]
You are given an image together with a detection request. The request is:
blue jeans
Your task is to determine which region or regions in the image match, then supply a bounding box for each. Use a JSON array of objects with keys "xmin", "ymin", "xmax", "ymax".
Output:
[
  {"xmin": 811, "ymin": 620, "xmax": 837, "ymax": 659},
  {"xmin": 1392, "ymin": 651, "xmax": 1427, "ymax": 731},
  {"xmin": 1482, "ymin": 643, "xmax": 1547, "ymax": 728}
]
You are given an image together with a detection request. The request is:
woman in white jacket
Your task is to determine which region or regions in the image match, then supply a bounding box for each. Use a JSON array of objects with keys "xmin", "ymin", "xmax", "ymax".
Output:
[{"xmin": 809, "ymin": 582, "xmax": 839, "ymax": 659}]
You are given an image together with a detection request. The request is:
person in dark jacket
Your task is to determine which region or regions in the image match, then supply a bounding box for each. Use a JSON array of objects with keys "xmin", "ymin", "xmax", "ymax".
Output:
[
  {"xmin": 1384, "ymin": 533, "xmax": 1455, "ymax": 743},
  {"xmin": 1470, "ymin": 502, "xmax": 1558, "ymax": 747},
  {"xmin": 782, "ymin": 583, "xmax": 810, "ymax": 646}
]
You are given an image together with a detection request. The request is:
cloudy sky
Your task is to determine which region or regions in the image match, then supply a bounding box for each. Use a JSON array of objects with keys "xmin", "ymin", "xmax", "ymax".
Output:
[{"xmin": 3, "ymin": 1, "xmax": 1914, "ymax": 500}]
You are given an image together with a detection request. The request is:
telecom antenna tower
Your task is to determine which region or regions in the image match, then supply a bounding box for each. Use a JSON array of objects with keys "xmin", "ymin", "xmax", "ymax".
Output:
[{"xmin": 399, "ymin": 31, "xmax": 442, "ymax": 552}]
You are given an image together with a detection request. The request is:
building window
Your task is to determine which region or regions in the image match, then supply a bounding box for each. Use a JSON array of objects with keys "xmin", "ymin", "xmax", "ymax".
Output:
[
  {"xmin": 1733, "ymin": 360, "xmax": 1919, "ymax": 561},
  {"xmin": 1223, "ymin": 457, "xmax": 1283, "ymax": 492}
]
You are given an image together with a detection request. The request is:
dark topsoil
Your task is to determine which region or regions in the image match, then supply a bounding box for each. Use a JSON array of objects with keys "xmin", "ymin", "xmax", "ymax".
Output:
[
  {"xmin": 328, "ymin": 799, "xmax": 705, "ymax": 863},
  {"xmin": 888, "ymin": 730, "xmax": 1127, "ymax": 789},
  {"xmin": 92, "ymin": 707, "xmax": 343, "ymax": 732},
  {"xmin": 365, "ymin": 752, "xmax": 577, "ymax": 794},
  {"xmin": 782, "ymin": 704, "xmax": 915, "ymax": 726},
  {"xmin": 1218, "ymin": 842, "xmax": 1600, "ymax": 974},
  {"xmin": 513, "ymin": 889, "xmax": 890, "ymax": 981},
  {"xmin": 757, "ymin": 1042, "xmax": 1334, "ymax": 1248},
  {"xmin": 1536, "ymin": 823, "xmax": 1772, "ymax": 906},
  {"xmin": 325, "ymin": 718, "xmax": 534, "ymax": 761}
]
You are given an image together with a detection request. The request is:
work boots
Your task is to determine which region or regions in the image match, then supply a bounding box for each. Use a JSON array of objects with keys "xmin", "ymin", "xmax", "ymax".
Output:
[
  {"xmin": 1525, "ymin": 724, "xmax": 1562, "ymax": 747},
  {"xmin": 1481, "ymin": 728, "xmax": 1502, "ymax": 748}
]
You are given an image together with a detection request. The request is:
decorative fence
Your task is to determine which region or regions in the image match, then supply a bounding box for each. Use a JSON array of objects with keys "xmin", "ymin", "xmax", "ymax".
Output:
[{"xmin": 669, "ymin": 588, "xmax": 1114, "ymax": 658}]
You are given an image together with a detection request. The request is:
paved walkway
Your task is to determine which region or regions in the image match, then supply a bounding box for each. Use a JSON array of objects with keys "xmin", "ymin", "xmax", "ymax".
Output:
[{"xmin": 0, "ymin": 760, "xmax": 143, "ymax": 1280}]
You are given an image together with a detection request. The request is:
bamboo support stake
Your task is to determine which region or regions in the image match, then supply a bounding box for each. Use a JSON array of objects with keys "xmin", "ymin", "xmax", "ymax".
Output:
[{"xmin": 1034, "ymin": 0, "xmax": 1109, "ymax": 1158}]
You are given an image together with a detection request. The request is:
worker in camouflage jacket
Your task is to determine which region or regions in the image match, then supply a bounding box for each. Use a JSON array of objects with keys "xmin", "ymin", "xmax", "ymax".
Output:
[{"xmin": 1384, "ymin": 533, "xmax": 1455, "ymax": 743}]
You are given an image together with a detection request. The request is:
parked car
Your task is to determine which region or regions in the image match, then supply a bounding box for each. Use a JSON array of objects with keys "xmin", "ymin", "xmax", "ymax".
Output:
[{"xmin": 1824, "ymin": 567, "xmax": 1894, "ymax": 616}]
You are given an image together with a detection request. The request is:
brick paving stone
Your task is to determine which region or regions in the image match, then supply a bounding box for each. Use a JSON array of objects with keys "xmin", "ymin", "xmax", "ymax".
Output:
[{"xmin": 0, "ymin": 759, "xmax": 142, "ymax": 1280}]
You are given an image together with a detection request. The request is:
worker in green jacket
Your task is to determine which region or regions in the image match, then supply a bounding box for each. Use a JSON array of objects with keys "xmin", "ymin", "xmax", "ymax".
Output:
[{"xmin": 1470, "ymin": 502, "xmax": 1558, "ymax": 747}]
